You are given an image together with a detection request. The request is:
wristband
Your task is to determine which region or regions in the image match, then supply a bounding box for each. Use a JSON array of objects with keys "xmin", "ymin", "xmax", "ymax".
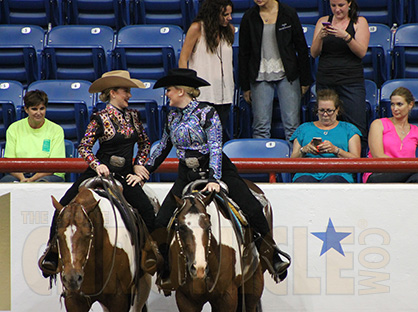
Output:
[{"xmin": 345, "ymin": 34, "xmax": 353, "ymax": 43}]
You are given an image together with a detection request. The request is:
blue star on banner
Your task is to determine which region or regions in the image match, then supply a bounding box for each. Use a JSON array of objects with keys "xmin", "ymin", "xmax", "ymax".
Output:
[{"xmin": 311, "ymin": 218, "xmax": 351, "ymax": 256}]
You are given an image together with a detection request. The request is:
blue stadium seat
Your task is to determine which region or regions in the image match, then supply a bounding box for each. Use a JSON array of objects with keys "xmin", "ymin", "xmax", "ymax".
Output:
[
  {"xmin": 191, "ymin": 0, "xmax": 252, "ymax": 26},
  {"xmin": 64, "ymin": 139, "xmax": 78, "ymax": 182},
  {"xmin": 236, "ymin": 96, "xmax": 253, "ymax": 138},
  {"xmin": 0, "ymin": 81, "xmax": 24, "ymax": 150},
  {"xmin": 355, "ymin": 0, "xmax": 404, "ymax": 26},
  {"xmin": 364, "ymin": 79, "xmax": 379, "ymax": 127},
  {"xmin": 27, "ymin": 80, "xmax": 94, "ymax": 147},
  {"xmin": 393, "ymin": 24, "xmax": 418, "ymax": 79},
  {"xmin": 95, "ymin": 80, "xmax": 164, "ymax": 143},
  {"xmin": 223, "ymin": 138, "xmax": 291, "ymax": 182},
  {"xmin": 0, "ymin": 25, "xmax": 45, "ymax": 86},
  {"xmin": 230, "ymin": 0, "xmax": 253, "ymax": 25},
  {"xmin": 65, "ymin": 0, "xmax": 130, "ymax": 30},
  {"xmin": 2, "ymin": 0, "xmax": 63, "ymax": 27},
  {"xmin": 302, "ymin": 24, "xmax": 317, "ymax": 83},
  {"xmin": 133, "ymin": 0, "xmax": 194, "ymax": 30},
  {"xmin": 380, "ymin": 79, "xmax": 418, "ymax": 123},
  {"xmin": 232, "ymin": 26, "xmax": 240, "ymax": 88},
  {"xmin": 43, "ymin": 25, "xmax": 115, "ymax": 81},
  {"xmin": 363, "ymin": 23, "xmax": 392, "ymax": 87},
  {"xmin": 281, "ymin": 0, "xmax": 325, "ymax": 24},
  {"xmin": 407, "ymin": 0, "xmax": 418, "ymax": 23},
  {"xmin": 113, "ymin": 25, "xmax": 183, "ymax": 80},
  {"xmin": 148, "ymin": 139, "xmax": 177, "ymax": 182}
]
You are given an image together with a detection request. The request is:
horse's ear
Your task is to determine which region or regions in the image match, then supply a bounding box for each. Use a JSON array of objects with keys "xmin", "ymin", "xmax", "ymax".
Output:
[
  {"xmin": 174, "ymin": 194, "xmax": 184, "ymax": 207},
  {"xmin": 202, "ymin": 191, "xmax": 215, "ymax": 206},
  {"xmin": 51, "ymin": 196, "xmax": 64, "ymax": 212}
]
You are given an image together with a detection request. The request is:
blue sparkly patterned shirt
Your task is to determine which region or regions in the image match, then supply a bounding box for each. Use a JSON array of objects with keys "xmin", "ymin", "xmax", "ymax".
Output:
[{"xmin": 146, "ymin": 100, "xmax": 223, "ymax": 181}]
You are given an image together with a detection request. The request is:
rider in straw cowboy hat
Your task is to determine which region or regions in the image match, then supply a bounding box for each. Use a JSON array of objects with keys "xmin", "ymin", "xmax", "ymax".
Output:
[
  {"xmin": 39, "ymin": 70, "xmax": 162, "ymax": 278},
  {"xmin": 142, "ymin": 68, "xmax": 291, "ymax": 285}
]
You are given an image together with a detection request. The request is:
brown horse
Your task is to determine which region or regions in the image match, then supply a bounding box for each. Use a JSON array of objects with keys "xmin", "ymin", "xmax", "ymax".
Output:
[
  {"xmin": 51, "ymin": 184, "xmax": 152, "ymax": 312},
  {"xmin": 162, "ymin": 181, "xmax": 267, "ymax": 312}
]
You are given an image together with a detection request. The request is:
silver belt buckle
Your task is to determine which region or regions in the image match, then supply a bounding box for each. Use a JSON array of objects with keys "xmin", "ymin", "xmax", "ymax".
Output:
[
  {"xmin": 109, "ymin": 155, "xmax": 125, "ymax": 168},
  {"xmin": 185, "ymin": 157, "xmax": 200, "ymax": 169}
]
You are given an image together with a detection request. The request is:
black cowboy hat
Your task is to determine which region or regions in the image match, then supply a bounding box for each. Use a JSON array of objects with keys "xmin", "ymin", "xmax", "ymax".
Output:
[{"xmin": 153, "ymin": 68, "xmax": 210, "ymax": 89}]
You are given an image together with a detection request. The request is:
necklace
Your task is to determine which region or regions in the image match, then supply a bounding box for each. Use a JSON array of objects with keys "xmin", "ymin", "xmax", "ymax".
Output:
[{"xmin": 323, "ymin": 131, "xmax": 328, "ymax": 135}]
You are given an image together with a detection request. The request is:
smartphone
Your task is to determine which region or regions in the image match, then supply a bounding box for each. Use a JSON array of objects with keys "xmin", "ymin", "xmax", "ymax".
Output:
[
  {"xmin": 322, "ymin": 22, "xmax": 331, "ymax": 27},
  {"xmin": 312, "ymin": 137, "xmax": 323, "ymax": 147}
]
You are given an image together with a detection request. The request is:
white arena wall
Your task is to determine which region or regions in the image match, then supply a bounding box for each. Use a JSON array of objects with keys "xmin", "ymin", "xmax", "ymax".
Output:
[{"xmin": 0, "ymin": 182, "xmax": 417, "ymax": 312}]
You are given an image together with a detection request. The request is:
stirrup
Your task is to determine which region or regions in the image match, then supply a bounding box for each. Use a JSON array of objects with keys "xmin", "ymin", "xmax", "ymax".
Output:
[
  {"xmin": 141, "ymin": 240, "xmax": 163, "ymax": 275},
  {"xmin": 156, "ymin": 274, "xmax": 173, "ymax": 297},
  {"xmin": 38, "ymin": 244, "xmax": 59, "ymax": 277}
]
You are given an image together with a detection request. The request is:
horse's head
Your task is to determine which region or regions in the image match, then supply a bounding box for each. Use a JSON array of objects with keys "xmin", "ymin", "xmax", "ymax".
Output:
[
  {"xmin": 52, "ymin": 187, "xmax": 99, "ymax": 292},
  {"xmin": 174, "ymin": 192, "xmax": 215, "ymax": 280}
]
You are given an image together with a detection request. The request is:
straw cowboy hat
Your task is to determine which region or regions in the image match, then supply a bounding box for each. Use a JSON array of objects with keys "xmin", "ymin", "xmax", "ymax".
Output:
[
  {"xmin": 88, "ymin": 70, "xmax": 145, "ymax": 93},
  {"xmin": 153, "ymin": 68, "xmax": 210, "ymax": 89}
]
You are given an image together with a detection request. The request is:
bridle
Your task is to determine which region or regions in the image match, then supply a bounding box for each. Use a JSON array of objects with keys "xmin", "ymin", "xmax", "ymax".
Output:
[
  {"xmin": 56, "ymin": 204, "xmax": 94, "ymax": 275},
  {"xmin": 57, "ymin": 177, "xmax": 120, "ymax": 301},
  {"xmin": 173, "ymin": 192, "xmax": 222, "ymax": 293}
]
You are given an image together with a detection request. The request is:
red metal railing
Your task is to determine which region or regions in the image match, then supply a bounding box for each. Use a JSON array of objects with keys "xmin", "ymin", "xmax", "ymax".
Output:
[{"xmin": 1, "ymin": 158, "xmax": 418, "ymax": 183}]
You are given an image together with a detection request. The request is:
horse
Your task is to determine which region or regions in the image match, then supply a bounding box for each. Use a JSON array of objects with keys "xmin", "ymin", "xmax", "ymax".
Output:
[
  {"xmin": 161, "ymin": 180, "xmax": 269, "ymax": 312},
  {"xmin": 51, "ymin": 178, "xmax": 154, "ymax": 312}
]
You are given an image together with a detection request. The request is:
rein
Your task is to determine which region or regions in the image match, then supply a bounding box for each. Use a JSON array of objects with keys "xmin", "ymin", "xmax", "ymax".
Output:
[
  {"xmin": 57, "ymin": 205, "xmax": 94, "ymax": 274},
  {"xmin": 173, "ymin": 193, "xmax": 223, "ymax": 292},
  {"xmin": 58, "ymin": 176, "xmax": 120, "ymax": 300},
  {"xmin": 81, "ymin": 176, "xmax": 119, "ymax": 298}
]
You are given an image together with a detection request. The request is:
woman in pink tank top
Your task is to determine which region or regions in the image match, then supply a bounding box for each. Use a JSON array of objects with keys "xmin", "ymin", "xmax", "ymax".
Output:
[{"xmin": 364, "ymin": 87, "xmax": 418, "ymax": 182}]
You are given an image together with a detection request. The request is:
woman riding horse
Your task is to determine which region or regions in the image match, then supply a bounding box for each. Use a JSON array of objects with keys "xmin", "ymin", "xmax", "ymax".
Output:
[
  {"xmin": 142, "ymin": 68, "xmax": 290, "ymax": 285},
  {"xmin": 39, "ymin": 70, "xmax": 160, "ymax": 277}
]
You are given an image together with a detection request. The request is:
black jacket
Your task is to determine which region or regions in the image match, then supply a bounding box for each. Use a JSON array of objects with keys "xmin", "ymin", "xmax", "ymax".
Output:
[{"xmin": 238, "ymin": 1, "xmax": 312, "ymax": 91}]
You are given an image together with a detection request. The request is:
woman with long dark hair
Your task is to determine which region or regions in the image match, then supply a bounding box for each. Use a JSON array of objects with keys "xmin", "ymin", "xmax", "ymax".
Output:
[{"xmin": 179, "ymin": 0, "xmax": 235, "ymax": 139}]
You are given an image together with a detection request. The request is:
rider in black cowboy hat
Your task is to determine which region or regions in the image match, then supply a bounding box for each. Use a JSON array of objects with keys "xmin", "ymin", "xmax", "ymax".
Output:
[{"xmin": 142, "ymin": 68, "xmax": 291, "ymax": 285}]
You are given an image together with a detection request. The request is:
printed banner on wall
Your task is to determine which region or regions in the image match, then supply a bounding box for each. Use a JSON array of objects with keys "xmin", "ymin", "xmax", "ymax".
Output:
[{"xmin": 1, "ymin": 183, "xmax": 417, "ymax": 311}]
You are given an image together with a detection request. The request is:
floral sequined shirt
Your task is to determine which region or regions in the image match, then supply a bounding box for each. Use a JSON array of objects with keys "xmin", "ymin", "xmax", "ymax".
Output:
[
  {"xmin": 78, "ymin": 104, "xmax": 150, "ymax": 172},
  {"xmin": 146, "ymin": 100, "xmax": 222, "ymax": 181}
]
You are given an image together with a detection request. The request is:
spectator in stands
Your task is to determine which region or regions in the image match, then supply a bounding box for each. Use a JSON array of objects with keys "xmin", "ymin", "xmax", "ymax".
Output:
[
  {"xmin": 179, "ymin": 0, "xmax": 234, "ymax": 140},
  {"xmin": 290, "ymin": 89, "xmax": 361, "ymax": 183},
  {"xmin": 239, "ymin": 0, "xmax": 311, "ymax": 140},
  {"xmin": 363, "ymin": 87, "xmax": 418, "ymax": 183},
  {"xmin": 0, "ymin": 90, "xmax": 65, "ymax": 182},
  {"xmin": 38, "ymin": 70, "xmax": 159, "ymax": 278},
  {"xmin": 142, "ymin": 68, "xmax": 290, "ymax": 288},
  {"xmin": 311, "ymin": 0, "xmax": 370, "ymax": 150}
]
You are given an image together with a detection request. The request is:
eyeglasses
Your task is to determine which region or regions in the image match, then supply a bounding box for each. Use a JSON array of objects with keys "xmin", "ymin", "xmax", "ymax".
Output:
[{"xmin": 317, "ymin": 109, "xmax": 336, "ymax": 115}]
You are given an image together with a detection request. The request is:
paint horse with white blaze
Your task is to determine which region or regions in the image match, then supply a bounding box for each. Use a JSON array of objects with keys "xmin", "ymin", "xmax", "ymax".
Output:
[
  {"xmin": 163, "ymin": 181, "xmax": 266, "ymax": 311},
  {"xmin": 52, "ymin": 180, "xmax": 153, "ymax": 312}
]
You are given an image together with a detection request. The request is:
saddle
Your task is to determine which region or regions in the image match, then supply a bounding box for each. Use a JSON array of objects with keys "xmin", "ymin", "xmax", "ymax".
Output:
[{"xmin": 179, "ymin": 179, "xmax": 272, "ymax": 283}]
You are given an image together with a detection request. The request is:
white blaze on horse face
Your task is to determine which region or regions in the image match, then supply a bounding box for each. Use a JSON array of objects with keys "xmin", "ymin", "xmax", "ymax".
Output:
[
  {"xmin": 64, "ymin": 224, "xmax": 77, "ymax": 266},
  {"xmin": 185, "ymin": 212, "xmax": 207, "ymax": 277}
]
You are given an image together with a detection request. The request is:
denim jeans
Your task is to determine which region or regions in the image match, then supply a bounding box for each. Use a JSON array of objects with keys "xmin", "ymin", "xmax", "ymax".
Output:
[{"xmin": 251, "ymin": 78, "xmax": 301, "ymax": 140}]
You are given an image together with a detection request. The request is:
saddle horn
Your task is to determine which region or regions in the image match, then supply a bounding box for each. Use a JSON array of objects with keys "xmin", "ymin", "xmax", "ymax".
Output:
[{"xmin": 182, "ymin": 179, "xmax": 229, "ymax": 196}]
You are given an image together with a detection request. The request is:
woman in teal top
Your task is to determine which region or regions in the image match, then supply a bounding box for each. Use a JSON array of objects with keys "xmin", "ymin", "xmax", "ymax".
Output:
[{"xmin": 290, "ymin": 89, "xmax": 361, "ymax": 183}]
